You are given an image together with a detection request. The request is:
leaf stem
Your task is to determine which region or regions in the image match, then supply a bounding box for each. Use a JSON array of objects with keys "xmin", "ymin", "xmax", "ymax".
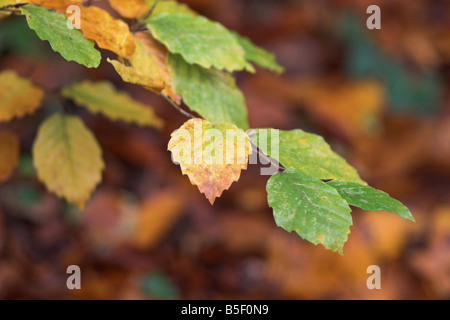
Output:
[
  {"xmin": 131, "ymin": 0, "xmax": 159, "ymax": 33},
  {"xmin": 141, "ymin": 0, "xmax": 160, "ymax": 22},
  {"xmin": 251, "ymin": 142, "xmax": 286, "ymax": 173},
  {"xmin": 162, "ymin": 94, "xmax": 196, "ymax": 119}
]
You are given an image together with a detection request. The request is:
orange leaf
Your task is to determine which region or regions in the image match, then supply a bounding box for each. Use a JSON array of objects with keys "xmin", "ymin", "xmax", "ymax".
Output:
[
  {"xmin": 30, "ymin": 0, "xmax": 135, "ymax": 58},
  {"xmin": 128, "ymin": 191, "xmax": 184, "ymax": 249},
  {"xmin": 107, "ymin": 0, "xmax": 149, "ymax": 19},
  {"xmin": 0, "ymin": 131, "xmax": 20, "ymax": 183}
]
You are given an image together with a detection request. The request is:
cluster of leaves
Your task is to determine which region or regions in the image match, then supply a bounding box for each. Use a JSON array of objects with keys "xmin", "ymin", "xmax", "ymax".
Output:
[{"xmin": 0, "ymin": 0, "xmax": 414, "ymax": 254}]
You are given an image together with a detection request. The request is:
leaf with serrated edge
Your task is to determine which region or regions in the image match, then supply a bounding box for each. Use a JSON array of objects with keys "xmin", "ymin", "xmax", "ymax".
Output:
[
  {"xmin": 62, "ymin": 80, "xmax": 163, "ymax": 128},
  {"xmin": 148, "ymin": 13, "xmax": 252, "ymax": 72},
  {"xmin": 21, "ymin": 5, "xmax": 101, "ymax": 68},
  {"xmin": 32, "ymin": 113, "xmax": 104, "ymax": 209},
  {"xmin": 327, "ymin": 180, "xmax": 415, "ymax": 221},
  {"xmin": 168, "ymin": 118, "xmax": 251, "ymax": 204},
  {"xmin": 267, "ymin": 169, "xmax": 352, "ymax": 254},
  {"xmin": 108, "ymin": 32, "xmax": 180, "ymax": 103},
  {"xmin": 0, "ymin": 70, "xmax": 44, "ymax": 121},
  {"xmin": 232, "ymin": 32, "xmax": 284, "ymax": 74},
  {"xmin": 251, "ymin": 129, "xmax": 366, "ymax": 184},
  {"xmin": 29, "ymin": 0, "xmax": 135, "ymax": 58},
  {"xmin": 0, "ymin": 131, "xmax": 20, "ymax": 183},
  {"xmin": 168, "ymin": 53, "xmax": 249, "ymax": 129}
]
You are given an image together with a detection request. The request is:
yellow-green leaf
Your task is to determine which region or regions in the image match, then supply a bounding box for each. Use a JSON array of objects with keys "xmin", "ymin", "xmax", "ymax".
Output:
[
  {"xmin": 32, "ymin": 113, "xmax": 104, "ymax": 209},
  {"xmin": 168, "ymin": 118, "xmax": 251, "ymax": 204},
  {"xmin": 0, "ymin": 70, "xmax": 44, "ymax": 122},
  {"xmin": 62, "ymin": 80, "xmax": 163, "ymax": 128}
]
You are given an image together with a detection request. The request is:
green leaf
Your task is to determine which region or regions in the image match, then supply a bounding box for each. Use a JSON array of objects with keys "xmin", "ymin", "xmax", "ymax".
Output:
[
  {"xmin": 168, "ymin": 53, "xmax": 249, "ymax": 130},
  {"xmin": 62, "ymin": 80, "xmax": 163, "ymax": 128},
  {"xmin": 327, "ymin": 180, "xmax": 415, "ymax": 222},
  {"xmin": 267, "ymin": 169, "xmax": 352, "ymax": 254},
  {"xmin": 251, "ymin": 129, "xmax": 366, "ymax": 184},
  {"xmin": 21, "ymin": 5, "xmax": 101, "ymax": 68},
  {"xmin": 147, "ymin": 12, "xmax": 252, "ymax": 72},
  {"xmin": 232, "ymin": 32, "xmax": 284, "ymax": 74},
  {"xmin": 32, "ymin": 113, "xmax": 104, "ymax": 209}
]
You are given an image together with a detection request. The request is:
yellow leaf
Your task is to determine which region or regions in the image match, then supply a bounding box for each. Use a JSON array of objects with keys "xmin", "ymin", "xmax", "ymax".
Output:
[
  {"xmin": 134, "ymin": 32, "xmax": 180, "ymax": 103},
  {"xmin": 0, "ymin": 70, "xmax": 44, "ymax": 122},
  {"xmin": 0, "ymin": 0, "xmax": 20, "ymax": 19},
  {"xmin": 30, "ymin": 0, "xmax": 135, "ymax": 58},
  {"xmin": 32, "ymin": 113, "xmax": 104, "ymax": 209},
  {"xmin": 107, "ymin": 0, "xmax": 149, "ymax": 19},
  {"xmin": 168, "ymin": 118, "xmax": 251, "ymax": 204},
  {"xmin": 109, "ymin": 32, "xmax": 181, "ymax": 104},
  {"xmin": 62, "ymin": 80, "xmax": 164, "ymax": 128},
  {"xmin": 0, "ymin": 131, "xmax": 20, "ymax": 183},
  {"xmin": 108, "ymin": 58, "xmax": 165, "ymax": 94}
]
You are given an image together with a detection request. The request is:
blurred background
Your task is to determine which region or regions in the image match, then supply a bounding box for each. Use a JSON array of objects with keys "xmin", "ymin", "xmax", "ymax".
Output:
[{"xmin": 1, "ymin": 0, "xmax": 450, "ymax": 299}]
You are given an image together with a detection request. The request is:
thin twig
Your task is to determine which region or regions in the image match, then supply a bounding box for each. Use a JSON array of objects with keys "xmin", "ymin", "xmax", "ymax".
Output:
[
  {"xmin": 131, "ymin": 0, "xmax": 159, "ymax": 33},
  {"xmin": 162, "ymin": 94, "xmax": 196, "ymax": 119},
  {"xmin": 165, "ymin": 95, "xmax": 285, "ymax": 173},
  {"xmin": 141, "ymin": 0, "xmax": 160, "ymax": 22},
  {"xmin": 250, "ymin": 142, "xmax": 285, "ymax": 173}
]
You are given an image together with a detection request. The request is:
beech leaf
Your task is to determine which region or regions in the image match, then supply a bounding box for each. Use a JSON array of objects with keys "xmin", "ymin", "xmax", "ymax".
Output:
[
  {"xmin": 327, "ymin": 180, "xmax": 415, "ymax": 221},
  {"xmin": 147, "ymin": 13, "xmax": 252, "ymax": 72},
  {"xmin": 0, "ymin": 70, "xmax": 44, "ymax": 122},
  {"xmin": 168, "ymin": 53, "xmax": 249, "ymax": 129},
  {"xmin": 62, "ymin": 80, "xmax": 164, "ymax": 128},
  {"xmin": 267, "ymin": 169, "xmax": 353, "ymax": 255},
  {"xmin": 21, "ymin": 5, "xmax": 101, "ymax": 68},
  {"xmin": 32, "ymin": 113, "xmax": 104, "ymax": 209},
  {"xmin": 168, "ymin": 118, "xmax": 251, "ymax": 204}
]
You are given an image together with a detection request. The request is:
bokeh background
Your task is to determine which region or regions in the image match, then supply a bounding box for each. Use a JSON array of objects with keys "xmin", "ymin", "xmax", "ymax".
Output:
[{"xmin": 1, "ymin": 0, "xmax": 450, "ymax": 299}]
